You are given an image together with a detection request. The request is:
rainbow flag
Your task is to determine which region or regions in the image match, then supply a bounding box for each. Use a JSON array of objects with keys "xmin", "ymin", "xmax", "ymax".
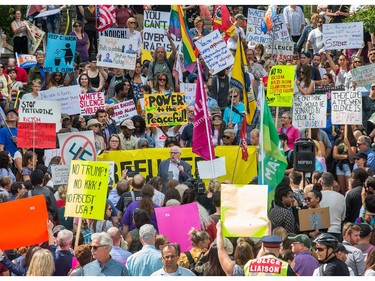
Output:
[{"xmin": 169, "ymin": 5, "xmax": 196, "ymax": 73}]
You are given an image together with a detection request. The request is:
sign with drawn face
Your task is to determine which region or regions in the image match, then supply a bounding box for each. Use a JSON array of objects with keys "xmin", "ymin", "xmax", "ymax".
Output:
[{"xmin": 45, "ymin": 33, "xmax": 76, "ymax": 73}]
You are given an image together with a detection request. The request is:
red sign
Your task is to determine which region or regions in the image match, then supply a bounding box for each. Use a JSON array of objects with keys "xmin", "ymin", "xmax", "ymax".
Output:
[{"xmin": 17, "ymin": 122, "xmax": 56, "ymax": 149}]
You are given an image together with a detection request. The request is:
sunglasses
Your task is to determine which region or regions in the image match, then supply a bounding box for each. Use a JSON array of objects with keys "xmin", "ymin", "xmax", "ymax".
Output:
[
  {"xmin": 299, "ymin": 71, "xmax": 305, "ymax": 74},
  {"xmin": 315, "ymin": 247, "xmax": 326, "ymax": 252},
  {"xmin": 223, "ymin": 135, "xmax": 231, "ymax": 139},
  {"xmin": 129, "ymin": 22, "xmax": 136, "ymax": 24},
  {"xmin": 158, "ymin": 78, "xmax": 166, "ymax": 81},
  {"xmin": 89, "ymin": 245, "xmax": 107, "ymax": 250},
  {"xmin": 371, "ymin": 86, "xmax": 375, "ymax": 90},
  {"xmin": 229, "ymin": 95, "xmax": 238, "ymax": 98},
  {"xmin": 318, "ymin": 21, "xmax": 325, "ymax": 24},
  {"xmin": 353, "ymin": 61, "xmax": 361, "ymax": 63},
  {"xmin": 74, "ymin": 25, "xmax": 81, "ymax": 27}
]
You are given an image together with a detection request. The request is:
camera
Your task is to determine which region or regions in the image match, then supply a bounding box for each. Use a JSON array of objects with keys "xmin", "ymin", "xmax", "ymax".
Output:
[{"xmin": 185, "ymin": 176, "xmax": 206, "ymax": 195}]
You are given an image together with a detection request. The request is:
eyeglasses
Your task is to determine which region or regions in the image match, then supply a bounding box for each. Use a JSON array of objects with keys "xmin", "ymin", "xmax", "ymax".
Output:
[
  {"xmin": 187, "ymin": 110, "xmax": 194, "ymax": 113},
  {"xmin": 158, "ymin": 78, "xmax": 166, "ymax": 82},
  {"xmin": 170, "ymin": 151, "xmax": 180, "ymax": 154},
  {"xmin": 110, "ymin": 140, "xmax": 119, "ymax": 143},
  {"xmin": 213, "ymin": 117, "xmax": 221, "ymax": 121},
  {"xmin": 353, "ymin": 61, "xmax": 361, "ymax": 63},
  {"xmin": 315, "ymin": 247, "xmax": 327, "ymax": 252},
  {"xmin": 229, "ymin": 95, "xmax": 238, "ymax": 98},
  {"xmin": 92, "ymin": 124, "xmax": 99, "ymax": 127},
  {"xmin": 223, "ymin": 135, "xmax": 231, "ymax": 139},
  {"xmin": 89, "ymin": 245, "xmax": 107, "ymax": 250},
  {"xmin": 318, "ymin": 21, "xmax": 325, "ymax": 24}
]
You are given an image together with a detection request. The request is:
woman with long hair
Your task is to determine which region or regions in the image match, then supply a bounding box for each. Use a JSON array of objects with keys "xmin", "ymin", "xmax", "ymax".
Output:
[
  {"xmin": 26, "ymin": 249, "xmax": 54, "ymax": 276},
  {"xmin": 128, "ymin": 60, "xmax": 147, "ymax": 103},
  {"xmin": 46, "ymin": 72, "xmax": 64, "ymax": 89},
  {"xmin": 325, "ymin": 51, "xmax": 350, "ymax": 87},
  {"xmin": 0, "ymin": 246, "xmax": 42, "ymax": 276},
  {"xmin": 21, "ymin": 150, "xmax": 37, "ymax": 182},
  {"xmin": 71, "ymin": 115, "xmax": 87, "ymax": 131},
  {"xmin": 87, "ymin": 58, "xmax": 104, "ymax": 92},
  {"xmin": 10, "ymin": 10, "xmax": 28, "ymax": 56},
  {"xmin": 125, "ymin": 17, "xmax": 142, "ymax": 56},
  {"xmin": 125, "ymin": 208, "xmax": 151, "ymax": 254},
  {"xmin": 0, "ymin": 150, "xmax": 16, "ymax": 182},
  {"xmin": 70, "ymin": 20, "xmax": 90, "ymax": 62},
  {"xmin": 295, "ymin": 64, "xmax": 315, "ymax": 96},
  {"xmin": 152, "ymin": 72, "xmax": 171, "ymax": 94},
  {"xmin": 365, "ymin": 248, "xmax": 375, "ymax": 276},
  {"xmin": 211, "ymin": 111, "xmax": 226, "ymax": 146},
  {"xmin": 131, "ymin": 115, "xmax": 154, "ymax": 148},
  {"xmin": 345, "ymin": 55, "xmax": 364, "ymax": 91},
  {"xmin": 189, "ymin": 16, "xmax": 210, "ymax": 42},
  {"xmin": 101, "ymin": 134, "xmax": 122, "ymax": 153},
  {"xmin": 147, "ymin": 176, "xmax": 165, "ymax": 207},
  {"xmin": 78, "ymin": 73, "xmax": 94, "ymax": 94}
]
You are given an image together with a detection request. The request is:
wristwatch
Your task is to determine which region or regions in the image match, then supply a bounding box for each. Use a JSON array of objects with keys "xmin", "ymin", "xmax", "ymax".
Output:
[{"xmin": 0, "ymin": 255, "xmax": 5, "ymax": 261}]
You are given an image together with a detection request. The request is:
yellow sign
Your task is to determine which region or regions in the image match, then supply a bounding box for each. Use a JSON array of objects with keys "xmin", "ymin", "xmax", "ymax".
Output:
[
  {"xmin": 144, "ymin": 93, "xmax": 187, "ymax": 127},
  {"xmin": 221, "ymin": 184, "xmax": 269, "ymax": 237},
  {"xmin": 266, "ymin": 65, "xmax": 296, "ymax": 107},
  {"xmin": 64, "ymin": 160, "xmax": 110, "ymax": 220},
  {"xmin": 97, "ymin": 146, "xmax": 257, "ymax": 185}
]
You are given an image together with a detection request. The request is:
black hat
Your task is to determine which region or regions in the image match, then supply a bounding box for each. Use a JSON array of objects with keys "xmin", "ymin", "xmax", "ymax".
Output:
[
  {"xmin": 358, "ymin": 223, "xmax": 373, "ymax": 237},
  {"xmin": 334, "ymin": 243, "xmax": 348, "ymax": 254},
  {"xmin": 261, "ymin": 235, "xmax": 282, "ymax": 248},
  {"xmin": 353, "ymin": 152, "xmax": 368, "ymax": 160},
  {"xmin": 301, "ymin": 51, "xmax": 311, "ymax": 59},
  {"xmin": 6, "ymin": 108, "xmax": 18, "ymax": 116}
]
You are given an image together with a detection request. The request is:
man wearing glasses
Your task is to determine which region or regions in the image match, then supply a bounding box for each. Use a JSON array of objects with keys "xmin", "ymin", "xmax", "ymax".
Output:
[
  {"xmin": 83, "ymin": 232, "xmax": 128, "ymax": 276},
  {"xmin": 354, "ymin": 136, "xmax": 375, "ymax": 171},
  {"xmin": 151, "ymin": 243, "xmax": 195, "ymax": 276}
]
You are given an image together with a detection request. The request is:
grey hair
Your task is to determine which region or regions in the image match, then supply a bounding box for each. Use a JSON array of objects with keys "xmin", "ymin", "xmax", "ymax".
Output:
[
  {"xmin": 91, "ymin": 232, "xmax": 113, "ymax": 251},
  {"xmin": 223, "ymin": 129, "xmax": 236, "ymax": 137},
  {"xmin": 359, "ymin": 135, "xmax": 371, "ymax": 147},
  {"xmin": 57, "ymin": 229, "xmax": 73, "ymax": 247}
]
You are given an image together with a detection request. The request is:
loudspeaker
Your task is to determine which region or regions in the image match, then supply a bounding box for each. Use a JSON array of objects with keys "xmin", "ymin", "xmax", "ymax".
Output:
[{"xmin": 293, "ymin": 138, "xmax": 315, "ymax": 172}]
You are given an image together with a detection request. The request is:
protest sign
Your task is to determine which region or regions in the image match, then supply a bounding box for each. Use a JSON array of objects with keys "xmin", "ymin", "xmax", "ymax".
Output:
[
  {"xmin": 112, "ymin": 100, "xmax": 137, "ymax": 125},
  {"xmin": 351, "ymin": 64, "xmax": 375, "ymax": 87},
  {"xmin": 16, "ymin": 53, "xmax": 37, "ymax": 68},
  {"xmin": 331, "ymin": 91, "xmax": 362, "ymax": 125},
  {"xmin": 51, "ymin": 164, "xmax": 70, "ymax": 185},
  {"xmin": 144, "ymin": 92, "xmax": 187, "ymax": 127},
  {"xmin": 45, "ymin": 33, "xmax": 76, "ymax": 73},
  {"xmin": 155, "ymin": 203, "xmax": 201, "ymax": 252},
  {"xmin": 64, "ymin": 160, "xmax": 110, "ymax": 220},
  {"xmin": 17, "ymin": 122, "xmax": 56, "ymax": 149},
  {"xmin": 180, "ymin": 83, "xmax": 196, "ymax": 105},
  {"xmin": 25, "ymin": 21, "xmax": 45, "ymax": 55},
  {"xmin": 298, "ymin": 207, "xmax": 330, "ymax": 232},
  {"xmin": 99, "ymin": 28, "xmax": 128, "ymax": 39},
  {"xmin": 0, "ymin": 195, "xmax": 48, "ymax": 250},
  {"xmin": 44, "ymin": 149, "xmax": 61, "ymax": 167},
  {"xmin": 58, "ymin": 131, "xmax": 97, "ymax": 165},
  {"xmin": 292, "ymin": 94, "xmax": 327, "ymax": 128},
  {"xmin": 266, "ymin": 65, "xmax": 295, "ymax": 107},
  {"xmin": 98, "ymin": 146, "xmax": 257, "ymax": 185},
  {"xmin": 97, "ymin": 35, "xmax": 137, "ymax": 70},
  {"xmin": 323, "ymin": 22, "xmax": 363, "ymax": 50},
  {"xmin": 79, "ymin": 92, "xmax": 105, "ymax": 116},
  {"xmin": 246, "ymin": 8, "xmax": 290, "ymax": 45},
  {"xmin": 35, "ymin": 9, "xmax": 60, "ymax": 18},
  {"xmin": 19, "ymin": 100, "xmax": 61, "ymax": 131},
  {"xmin": 266, "ymin": 41, "xmax": 294, "ymax": 61},
  {"xmin": 38, "ymin": 85, "xmax": 81, "ymax": 115},
  {"xmin": 197, "ymin": 157, "xmax": 226, "ymax": 179},
  {"xmin": 221, "ymin": 184, "xmax": 269, "ymax": 237},
  {"xmin": 195, "ymin": 30, "xmax": 234, "ymax": 75}
]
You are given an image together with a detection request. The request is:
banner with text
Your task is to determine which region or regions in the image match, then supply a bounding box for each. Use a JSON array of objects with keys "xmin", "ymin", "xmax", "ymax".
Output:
[
  {"xmin": 97, "ymin": 35, "xmax": 137, "ymax": 70},
  {"xmin": 246, "ymin": 8, "xmax": 290, "ymax": 45},
  {"xmin": 144, "ymin": 92, "xmax": 187, "ymax": 127},
  {"xmin": 180, "ymin": 83, "xmax": 196, "ymax": 106},
  {"xmin": 17, "ymin": 122, "xmax": 56, "ymax": 149},
  {"xmin": 79, "ymin": 92, "xmax": 105, "ymax": 116},
  {"xmin": 323, "ymin": 22, "xmax": 363, "ymax": 50},
  {"xmin": 58, "ymin": 131, "xmax": 96, "ymax": 165},
  {"xmin": 266, "ymin": 65, "xmax": 295, "ymax": 107},
  {"xmin": 38, "ymin": 85, "xmax": 81, "ymax": 115},
  {"xmin": 45, "ymin": 33, "xmax": 76, "ymax": 73},
  {"xmin": 266, "ymin": 41, "xmax": 294, "ymax": 61},
  {"xmin": 112, "ymin": 100, "xmax": 137, "ymax": 125},
  {"xmin": 195, "ymin": 30, "xmax": 234, "ymax": 75},
  {"xmin": 292, "ymin": 94, "xmax": 327, "ymax": 128},
  {"xmin": 351, "ymin": 64, "xmax": 375, "ymax": 87},
  {"xmin": 331, "ymin": 91, "xmax": 362, "ymax": 125},
  {"xmin": 64, "ymin": 160, "xmax": 109, "ymax": 220},
  {"xmin": 19, "ymin": 100, "xmax": 61, "ymax": 131}
]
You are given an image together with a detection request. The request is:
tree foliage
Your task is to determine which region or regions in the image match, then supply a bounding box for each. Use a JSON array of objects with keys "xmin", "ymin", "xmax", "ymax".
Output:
[{"xmin": 344, "ymin": 5, "xmax": 375, "ymax": 33}]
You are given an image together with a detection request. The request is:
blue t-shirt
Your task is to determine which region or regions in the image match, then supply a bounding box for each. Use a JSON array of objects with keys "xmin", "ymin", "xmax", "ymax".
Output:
[{"xmin": 0, "ymin": 127, "xmax": 18, "ymax": 157}]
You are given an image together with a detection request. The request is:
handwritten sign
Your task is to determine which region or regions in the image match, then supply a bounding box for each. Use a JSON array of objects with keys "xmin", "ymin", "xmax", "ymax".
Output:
[
  {"xmin": 79, "ymin": 92, "xmax": 105, "ymax": 116},
  {"xmin": 19, "ymin": 100, "xmax": 61, "ymax": 131},
  {"xmin": 331, "ymin": 91, "xmax": 362, "ymax": 125},
  {"xmin": 51, "ymin": 164, "xmax": 70, "ymax": 186},
  {"xmin": 112, "ymin": 100, "xmax": 137, "ymax": 125},
  {"xmin": 292, "ymin": 94, "xmax": 327, "ymax": 128},
  {"xmin": 58, "ymin": 131, "xmax": 96, "ymax": 165},
  {"xmin": 195, "ymin": 30, "xmax": 234, "ymax": 75},
  {"xmin": 99, "ymin": 28, "xmax": 128, "ymax": 39},
  {"xmin": 351, "ymin": 64, "xmax": 375, "ymax": 87},
  {"xmin": 246, "ymin": 8, "xmax": 290, "ymax": 45},
  {"xmin": 323, "ymin": 22, "xmax": 363, "ymax": 50},
  {"xmin": 180, "ymin": 83, "xmax": 196, "ymax": 105},
  {"xmin": 266, "ymin": 65, "xmax": 295, "ymax": 107},
  {"xmin": 64, "ymin": 160, "xmax": 110, "ymax": 220},
  {"xmin": 144, "ymin": 92, "xmax": 187, "ymax": 127},
  {"xmin": 44, "ymin": 149, "xmax": 61, "ymax": 167},
  {"xmin": 265, "ymin": 41, "xmax": 294, "ymax": 61},
  {"xmin": 17, "ymin": 122, "xmax": 56, "ymax": 149},
  {"xmin": 143, "ymin": 10, "xmax": 173, "ymax": 52},
  {"xmin": 38, "ymin": 85, "xmax": 81, "ymax": 115},
  {"xmin": 45, "ymin": 33, "xmax": 76, "ymax": 73},
  {"xmin": 25, "ymin": 21, "xmax": 45, "ymax": 55},
  {"xmin": 97, "ymin": 35, "xmax": 137, "ymax": 70}
]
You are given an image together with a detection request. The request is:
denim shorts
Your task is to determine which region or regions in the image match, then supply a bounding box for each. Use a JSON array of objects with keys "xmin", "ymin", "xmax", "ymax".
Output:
[{"xmin": 336, "ymin": 163, "xmax": 351, "ymax": 176}]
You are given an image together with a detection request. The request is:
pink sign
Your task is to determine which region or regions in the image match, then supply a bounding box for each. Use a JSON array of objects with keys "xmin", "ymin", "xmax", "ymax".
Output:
[{"xmin": 155, "ymin": 202, "xmax": 201, "ymax": 252}]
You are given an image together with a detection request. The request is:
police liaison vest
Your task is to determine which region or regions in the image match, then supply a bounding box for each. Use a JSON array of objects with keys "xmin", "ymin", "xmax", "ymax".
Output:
[{"xmin": 244, "ymin": 254, "xmax": 289, "ymax": 276}]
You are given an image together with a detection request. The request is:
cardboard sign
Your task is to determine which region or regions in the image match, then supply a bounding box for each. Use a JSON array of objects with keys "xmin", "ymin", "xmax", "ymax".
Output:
[
  {"xmin": 195, "ymin": 30, "xmax": 234, "ymax": 75},
  {"xmin": 45, "ymin": 33, "xmax": 76, "ymax": 73},
  {"xmin": 246, "ymin": 8, "xmax": 290, "ymax": 45},
  {"xmin": 97, "ymin": 36, "xmax": 137, "ymax": 70},
  {"xmin": 0, "ymin": 195, "xmax": 48, "ymax": 250},
  {"xmin": 44, "ymin": 149, "xmax": 61, "ymax": 167},
  {"xmin": 112, "ymin": 100, "xmax": 137, "ymax": 125},
  {"xmin": 79, "ymin": 92, "xmax": 105, "ymax": 116},
  {"xmin": 351, "ymin": 64, "xmax": 375, "ymax": 87},
  {"xmin": 64, "ymin": 160, "xmax": 110, "ymax": 220},
  {"xmin": 51, "ymin": 164, "xmax": 70, "ymax": 185},
  {"xmin": 298, "ymin": 207, "xmax": 330, "ymax": 232},
  {"xmin": 38, "ymin": 85, "xmax": 81, "ymax": 115},
  {"xmin": 292, "ymin": 94, "xmax": 327, "ymax": 128},
  {"xmin": 17, "ymin": 122, "xmax": 56, "ymax": 149},
  {"xmin": 266, "ymin": 65, "xmax": 295, "ymax": 107},
  {"xmin": 265, "ymin": 41, "xmax": 294, "ymax": 61},
  {"xmin": 221, "ymin": 184, "xmax": 268, "ymax": 237},
  {"xmin": 58, "ymin": 131, "xmax": 96, "ymax": 165},
  {"xmin": 331, "ymin": 91, "xmax": 362, "ymax": 125},
  {"xmin": 144, "ymin": 92, "xmax": 187, "ymax": 127},
  {"xmin": 19, "ymin": 100, "xmax": 61, "ymax": 131},
  {"xmin": 155, "ymin": 202, "xmax": 201, "ymax": 252},
  {"xmin": 323, "ymin": 22, "xmax": 363, "ymax": 50},
  {"xmin": 25, "ymin": 21, "xmax": 45, "ymax": 55},
  {"xmin": 180, "ymin": 83, "xmax": 196, "ymax": 105}
]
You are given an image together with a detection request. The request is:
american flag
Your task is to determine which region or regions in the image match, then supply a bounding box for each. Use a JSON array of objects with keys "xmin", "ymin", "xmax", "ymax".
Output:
[{"xmin": 96, "ymin": 5, "xmax": 116, "ymax": 32}]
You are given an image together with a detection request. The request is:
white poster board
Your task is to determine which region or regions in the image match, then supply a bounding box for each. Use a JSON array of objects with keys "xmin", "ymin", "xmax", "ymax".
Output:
[
  {"xmin": 51, "ymin": 164, "xmax": 70, "ymax": 185},
  {"xmin": 331, "ymin": 91, "xmax": 362, "ymax": 125},
  {"xmin": 38, "ymin": 85, "xmax": 80, "ymax": 115},
  {"xmin": 180, "ymin": 83, "xmax": 196, "ymax": 106},
  {"xmin": 351, "ymin": 64, "xmax": 375, "ymax": 87},
  {"xmin": 112, "ymin": 100, "xmax": 137, "ymax": 125},
  {"xmin": 79, "ymin": 92, "xmax": 106, "ymax": 116},
  {"xmin": 292, "ymin": 94, "xmax": 327, "ymax": 128},
  {"xmin": 322, "ymin": 22, "xmax": 363, "ymax": 50},
  {"xmin": 266, "ymin": 41, "xmax": 294, "ymax": 61}
]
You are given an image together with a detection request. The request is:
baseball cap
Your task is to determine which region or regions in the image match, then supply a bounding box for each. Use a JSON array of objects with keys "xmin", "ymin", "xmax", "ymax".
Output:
[
  {"xmin": 358, "ymin": 223, "xmax": 373, "ymax": 237},
  {"xmin": 235, "ymin": 14, "xmax": 246, "ymax": 20},
  {"xmin": 52, "ymin": 225, "xmax": 66, "ymax": 236},
  {"xmin": 120, "ymin": 119, "xmax": 135, "ymax": 129},
  {"xmin": 353, "ymin": 152, "xmax": 368, "ymax": 160},
  {"xmin": 6, "ymin": 108, "xmax": 18, "ymax": 116},
  {"xmin": 139, "ymin": 224, "xmax": 156, "ymax": 240},
  {"xmin": 61, "ymin": 113, "xmax": 70, "ymax": 120},
  {"xmin": 288, "ymin": 234, "xmax": 311, "ymax": 248},
  {"xmin": 261, "ymin": 235, "xmax": 282, "ymax": 248},
  {"xmin": 334, "ymin": 243, "xmax": 348, "ymax": 254}
]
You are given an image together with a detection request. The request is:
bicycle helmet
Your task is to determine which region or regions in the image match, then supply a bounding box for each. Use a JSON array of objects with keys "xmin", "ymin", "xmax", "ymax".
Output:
[{"xmin": 313, "ymin": 233, "xmax": 338, "ymax": 249}]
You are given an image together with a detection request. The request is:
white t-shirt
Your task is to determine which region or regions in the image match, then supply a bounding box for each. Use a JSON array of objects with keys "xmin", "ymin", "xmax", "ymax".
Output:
[
  {"xmin": 153, "ymin": 127, "xmax": 176, "ymax": 148},
  {"xmin": 227, "ymin": 26, "xmax": 245, "ymax": 51}
]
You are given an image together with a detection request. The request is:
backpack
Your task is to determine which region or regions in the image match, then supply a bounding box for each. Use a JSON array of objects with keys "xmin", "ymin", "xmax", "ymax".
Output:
[
  {"xmin": 184, "ymin": 250, "xmax": 202, "ymax": 276},
  {"xmin": 150, "ymin": 59, "xmax": 173, "ymax": 80}
]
